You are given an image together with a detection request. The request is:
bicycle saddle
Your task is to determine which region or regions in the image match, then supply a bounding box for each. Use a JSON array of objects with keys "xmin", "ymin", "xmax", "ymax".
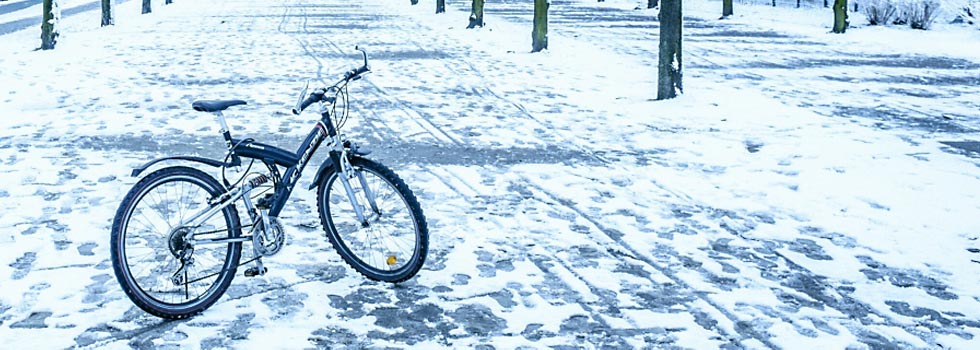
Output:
[{"xmin": 192, "ymin": 99, "xmax": 247, "ymax": 112}]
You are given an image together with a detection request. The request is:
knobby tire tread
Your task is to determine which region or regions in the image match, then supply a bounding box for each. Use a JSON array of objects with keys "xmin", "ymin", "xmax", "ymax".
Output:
[
  {"xmin": 317, "ymin": 157, "xmax": 428, "ymax": 283},
  {"xmin": 111, "ymin": 166, "xmax": 242, "ymax": 319}
]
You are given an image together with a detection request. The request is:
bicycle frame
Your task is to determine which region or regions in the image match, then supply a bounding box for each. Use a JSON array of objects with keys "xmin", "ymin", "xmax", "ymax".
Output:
[
  {"xmin": 177, "ymin": 100, "xmax": 377, "ymax": 247},
  {"xmin": 154, "ymin": 47, "xmax": 378, "ymax": 248}
]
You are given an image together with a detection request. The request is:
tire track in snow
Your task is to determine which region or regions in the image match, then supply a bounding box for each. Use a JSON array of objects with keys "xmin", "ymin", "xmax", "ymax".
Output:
[
  {"xmin": 436, "ymin": 1, "xmax": 965, "ymax": 348},
  {"xmin": 322, "ymin": 7, "xmax": 743, "ymax": 343},
  {"xmin": 276, "ymin": 0, "xmax": 962, "ymax": 347},
  {"xmin": 524, "ymin": 181, "xmax": 928, "ymax": 349},
  {"xmin": 431, "ymin": 1, "xmax": 965, "ymax": 347},
  {"xmin": 286, "ymin": 0, "xmax": 465, "ymax": 147},
  {"xmin": 304, "ymin": 0, "xmax": 757, "ymax": 346},
  {"xmin": 379, "ymin": 15, "xmax": 764, "ymax": 346},
  {"xmin": 277, "ymin": 0, "xmax": 406, "ymax": 145},
  {"xmin": 521, "ymin": 182, "xmax": 769, "ymax": 349},
  {"xmin": 419, "ymin": 163, "xmax": 756, "ymax": 347},
  {"xmin": 355, "ymin": 14, "xmax": 705, "ymax": 207},
  {"xmin": 418, "ymin": 166, "xmax": 687, "ymax": 348}
]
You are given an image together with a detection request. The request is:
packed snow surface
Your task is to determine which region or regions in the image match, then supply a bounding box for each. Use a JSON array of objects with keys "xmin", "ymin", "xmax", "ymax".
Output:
[{"xmin": 0, "ymin": 0, "xmax": 978, "ymax": 348}]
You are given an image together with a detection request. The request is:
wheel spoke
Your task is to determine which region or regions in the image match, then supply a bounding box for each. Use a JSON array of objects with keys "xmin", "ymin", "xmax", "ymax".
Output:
[
  {"xmin": 322, "ymin": 162, "xmax": 424, "ymax": 278},
  {"xmin": 115, "ymin": 168, "xmax": 241, "ymax": 316}
]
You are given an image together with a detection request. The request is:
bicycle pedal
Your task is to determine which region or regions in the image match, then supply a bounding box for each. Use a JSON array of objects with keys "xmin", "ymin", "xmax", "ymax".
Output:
[{"xmin": 244, "ymin": 266, "xmax": 268, "ymax": 277}]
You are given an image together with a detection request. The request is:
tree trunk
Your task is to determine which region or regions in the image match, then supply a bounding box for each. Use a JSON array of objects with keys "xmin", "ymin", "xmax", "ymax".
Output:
[
  {"xmin": 797, "ymin": 0, "xmax": 801, "ymax": 8},
  {"xmin": 772, "ymin": 0, "xmax": 776, "ymax": 7},
  {"xmin": 532, "ymin": 0, "xmax": 549, "ymax": 52},
  {"xmin": 853, "ymin": 2, "xmax": 858, "ymax": 12},
  {"xmin": 410, "ymin": 0, "xmax": 418, "ymax": 5},
  {"xmin": 166, "ymin": 0, "xmax": 172, "ymax": 4},
  {"xmin": 436, "ymin": 0, "xmax": 445, "ymax": 13},
  {"xmin": 142, "ymin": 0, "xmax": 150, "ymax": 14},
  {"xmin": 41, "ymin": 0, "xmax": 57, "ymax": 50},
  {"xmin": 833, "ymin": 0, "xmax": 848, "ymax": 33},
  {"xmin": 648, "ymin": 0, "xmax": 658, "ymax": 8},
  {"xmin": 468, "ymin": 0, "xmax": 485, "ymax": 28},
  {"xmin": 101, "ymin": 0, "xmax": 112, "ymax": 26},
  {"xmin": 955, "ymin": 7, "xmax": 976, "ymax": 24},
  {"xmin": 723, "ymin": 0, "xmax": 733, "ymax": 17},
  {"xmin": 824, "ymin": 0, "xmax": 828, "ymax": 8},
  {"xmin": 657, "ymin": 0, "xmax": 682, "ymax": 100}
]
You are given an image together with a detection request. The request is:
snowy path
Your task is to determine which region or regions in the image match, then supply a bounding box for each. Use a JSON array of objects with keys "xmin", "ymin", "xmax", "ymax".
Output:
[{"xmin": 1, "ymin": 0, "xmax": 979, "ymax": 349}]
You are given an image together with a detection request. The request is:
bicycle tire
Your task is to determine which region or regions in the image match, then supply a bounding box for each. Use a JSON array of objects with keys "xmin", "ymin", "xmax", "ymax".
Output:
[
  {"xmin": 317, "ymin": 157, "xmax": 428, "ymax": 283},
  {"xmin": 111, "ymin": 166, "xmax": 242, "ymax": 319}
]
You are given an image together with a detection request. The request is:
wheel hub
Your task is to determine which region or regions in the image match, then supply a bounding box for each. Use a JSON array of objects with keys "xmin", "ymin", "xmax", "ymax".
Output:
[{"xmin": 168, "ymin": 227, "xmax": 193, "ymax": 259}]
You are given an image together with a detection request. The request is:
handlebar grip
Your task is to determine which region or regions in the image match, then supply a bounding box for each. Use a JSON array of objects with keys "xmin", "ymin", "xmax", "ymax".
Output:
[
  {"xmin": 345, "ymin": 66, "xmax": 370, "ymax": 80},
  {"xmin": 292, "ymin": 93, "xmax": 319, "ymax": 115}
]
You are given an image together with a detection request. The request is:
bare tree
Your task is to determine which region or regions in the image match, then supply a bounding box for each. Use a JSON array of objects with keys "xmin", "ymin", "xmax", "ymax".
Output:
[
  {"xmin": 102, "ymin": 0, "xmax": 113, "ymax": 26},
  {"xmin": 833, "ymin": 0, "xmax": 849, "ymax": 33},
  {"xmin": 468, "ymin": 0, "xmax": 485, "ymax": 28},
  {"xmin": 41, "ymin": 0, "xmax": 59, "ymax": 49},
  {"xmin": 658, "ymin": 0, "xmax": 682, "ymax": 99},
  {"xmin": 532, "ymin": 0, "xmax": 549, "ymax": 52}
]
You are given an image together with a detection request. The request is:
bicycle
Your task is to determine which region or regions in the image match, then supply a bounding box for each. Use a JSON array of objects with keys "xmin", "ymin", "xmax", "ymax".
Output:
[{"xmin": 110, "ymin": 47, "xmax": 428, "ymax": 319}]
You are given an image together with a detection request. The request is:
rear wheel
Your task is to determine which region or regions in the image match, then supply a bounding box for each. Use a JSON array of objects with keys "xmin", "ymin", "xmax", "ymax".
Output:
[
  {"xmin": 111, "ymin": 166, "xmax": 242, "ymax": 319},
  {"xmin": 317, "ymin": 157, "xmax": 428, "ymax": 283}
]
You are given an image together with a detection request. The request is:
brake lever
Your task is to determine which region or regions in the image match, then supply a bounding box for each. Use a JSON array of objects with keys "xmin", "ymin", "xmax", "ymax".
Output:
[{"xmin": 293, "ymin": 80, "xmax": 310, "ymax": 113}]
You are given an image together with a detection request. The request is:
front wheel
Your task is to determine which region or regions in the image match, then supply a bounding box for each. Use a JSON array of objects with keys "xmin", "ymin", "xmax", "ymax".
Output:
[{"xmin": 317, "ymin": 157, "xmax": 428, "ymax": 283}]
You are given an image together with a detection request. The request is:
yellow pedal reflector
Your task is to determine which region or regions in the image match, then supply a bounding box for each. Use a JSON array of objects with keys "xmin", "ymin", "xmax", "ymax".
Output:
[{"xmin": 386, "ymin": 255, "xmax": 397, "ymax": 266}]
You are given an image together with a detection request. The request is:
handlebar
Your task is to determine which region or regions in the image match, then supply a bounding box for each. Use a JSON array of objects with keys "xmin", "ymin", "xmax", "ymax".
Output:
[{"xmin": 292, "ymin": 46, "xmax": 370, "ymax": 115}]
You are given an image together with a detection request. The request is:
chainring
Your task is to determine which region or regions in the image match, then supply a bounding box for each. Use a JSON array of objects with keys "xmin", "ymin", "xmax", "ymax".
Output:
[{"xmin": 253, "ymin": 217, "xmax": 286, "ymax": 256}]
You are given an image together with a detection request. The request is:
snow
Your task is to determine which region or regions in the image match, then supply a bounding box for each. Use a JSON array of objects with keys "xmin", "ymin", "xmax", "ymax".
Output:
[
  {"xmin": 686, "ymin": 0, "xmax": 980, "ymax": 60},
  {"xmin": 1, "ymin": 0, "xmax": 980, "ymax": 348}
]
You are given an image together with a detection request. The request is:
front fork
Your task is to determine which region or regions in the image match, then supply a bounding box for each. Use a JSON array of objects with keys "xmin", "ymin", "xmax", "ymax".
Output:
[{"xmin": 331, "ymin": 139, "xmax": 381, "ymax": 226}]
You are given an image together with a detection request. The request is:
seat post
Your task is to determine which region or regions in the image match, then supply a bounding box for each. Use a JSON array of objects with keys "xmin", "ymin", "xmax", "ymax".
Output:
[{"xmin": 214, "ymin": 111, "xmax": 233, "ymax": 149}]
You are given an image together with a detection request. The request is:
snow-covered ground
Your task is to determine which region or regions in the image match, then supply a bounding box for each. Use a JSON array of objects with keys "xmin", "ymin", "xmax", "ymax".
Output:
[{"xmin": 0, "ymin": 0, "xmax": 978, "ymax": 348}]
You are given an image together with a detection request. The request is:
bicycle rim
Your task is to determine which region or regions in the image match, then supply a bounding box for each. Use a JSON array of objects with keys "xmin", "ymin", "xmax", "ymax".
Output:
[{"xmin": 120, "ymin": 174, "xmax": 236, "ymax": 308}]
